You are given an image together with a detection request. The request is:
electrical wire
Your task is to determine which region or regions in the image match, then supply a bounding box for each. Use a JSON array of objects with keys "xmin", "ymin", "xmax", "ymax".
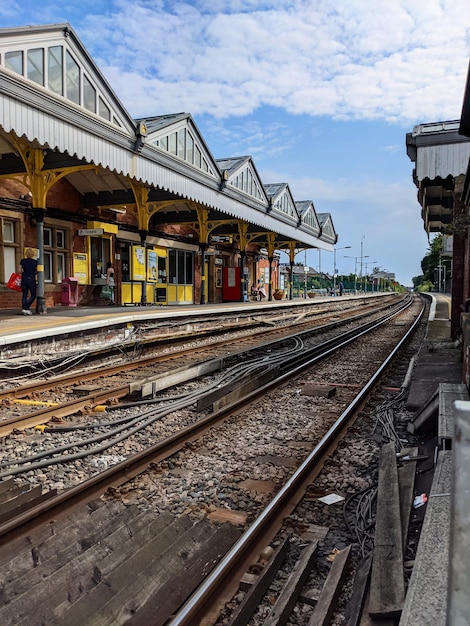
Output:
[{"xmin": 0, "ymin": 337, "xmax": 304, "ymax": 478}]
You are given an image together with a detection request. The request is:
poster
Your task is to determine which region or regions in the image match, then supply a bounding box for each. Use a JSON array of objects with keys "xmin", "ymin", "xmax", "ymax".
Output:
[
  {"xmin": 72, "ymin": 252, "xmax": 89, "ymax": 284},
  {"xmin": 147, "ymin": 250, "xmax": 157, "ymax": 282},
  {"xmin": 132, "ymin": 246, "xmax": 146, "ymax": 281}
]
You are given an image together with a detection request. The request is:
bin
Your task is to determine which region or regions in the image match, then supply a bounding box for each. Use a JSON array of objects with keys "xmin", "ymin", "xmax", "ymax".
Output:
[{"xmin": 61, "ymin": 277, "xmax": 79, "ymax": 307}]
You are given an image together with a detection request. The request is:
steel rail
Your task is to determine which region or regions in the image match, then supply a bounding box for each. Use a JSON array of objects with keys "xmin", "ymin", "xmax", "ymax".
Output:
[
  {"xmin": 0, "ymin": 385, "xmax": 130, "ymax": 437},
  {"xmin": 0, "ymin": 296, "xmax": 404, "ymax": 436},
  {"xmin": 0, "ymin": 295, "xmax": 417, "ymax": 547},
  {"xmin": 0, "ymin": 296, "xmax": 397, "ymax": 401},
  {"xmin": 0, "ymin": 297, "xmax": 407, "ymax": 477},
  {"xmin": 169, "ymin": 297, "xmax": 424, "ymax": 625}
]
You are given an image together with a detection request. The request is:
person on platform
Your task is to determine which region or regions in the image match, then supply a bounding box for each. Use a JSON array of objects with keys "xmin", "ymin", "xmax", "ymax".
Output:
[
  {"xmin": 258, "ymin": 280, "xmax": 267, "ymax": 300},
  {"xmin": 339, "ymin": 281, "xmax": 344, "ymax": 296},
  {"xmin": 106, "ymin": 261, "xmax": 115, "ymax": 305},
  {"xmin": 19, "ymin": 247, "xmax": 38, "ymax": 315}
]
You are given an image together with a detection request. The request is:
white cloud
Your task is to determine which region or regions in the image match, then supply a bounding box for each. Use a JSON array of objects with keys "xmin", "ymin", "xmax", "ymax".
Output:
[
  {"xmin": 77, "ymin": 0, "xmax": 470, "ymax": 123},
  {"xmin": 259, "ymin": 168, "xmax": 429, "ymax": 284}
]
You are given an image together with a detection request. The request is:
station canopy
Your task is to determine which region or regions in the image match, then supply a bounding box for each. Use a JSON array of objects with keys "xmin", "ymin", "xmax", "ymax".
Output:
[{"xmin": 0, "ymin": 23, "xmax": 336, "ymax": 255}]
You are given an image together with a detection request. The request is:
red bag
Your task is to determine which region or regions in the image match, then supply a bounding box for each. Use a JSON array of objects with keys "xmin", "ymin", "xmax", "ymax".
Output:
[{"xmin": 6, "ymin": 272, "xmax": 22, "ymax": 292}]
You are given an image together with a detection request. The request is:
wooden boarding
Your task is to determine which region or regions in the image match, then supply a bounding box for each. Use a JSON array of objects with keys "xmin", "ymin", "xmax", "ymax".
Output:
[
  {"xmin": 56, "ymin": 516, "xmax": 211, "ymax": 625},
  {"xmin": 223, "ymin": 537, "xmax": 290, "ymax": 626},
  {"xmin": 0, "ymin": 484, "xmax": 42, "ymax": 514},
  {"xmin": 196, "ymin": 366, "xmax": 271, "ymax": 411},
  {"xmin": 0, "ymin": 498, "xmax": 109, "ymax": 567},
  {"xmin": 0, "ymin": 508, "xmax": 184, "ymax": 623},
  {"xmin": 368, "ymin": 442, "xmax": 405, "ymax": 619},
  {"xmin": 212, "ymin": 367, "xmax": 280, "ymax": 412},
  {"xmin": 263, "ymin": 540, "xmax": 319, "ymax": 626},
  {"xmin": 299, "ymin": 523, "xmax": 329, "ymax": 543},
  {"xmin": 0, "ymin": 480, "xmax": 26, "ymax": 502},
  {"xmin": 126, "ymin": 523, "xmax": 242, "ymax": 626},
  {"xmin": 359, "ymin": 586, "xmax": 396, "ymax": 626},
  {"xmin": 0, "ymin": 478, "xmax": 17, "ymax": 495},
  {"xmin": 399, "ymin": 451, "xmax": 452, "ymax": 626},
  {"xmin": 139, "ymin": 357, "xmax": 223, "ymax": 397},
  {"xmin": 0, "ymin": 487, "xmax": 57, "ymax": 525},
  {"xmin": 342, "ymin": 554, "xmax": 372, "ymax": 626},
  {"xmin": 1, "ymin": 505, "xmax": 155, "ymax": 603},
  {"xmin": 238, "ymin": 479, "xmax": 276, "ymax": 493},
  {"xmin": 397, "ymin": 447, "xmax": 418, "ymax": 548},
  {"xmin": 408, "ymin": 387, "xmax": 438, "ymax": 434},
  {"xmin": 301, "ymin": 383, "xmax": 337, "ymax": 398},
  {"xmin": 207, "ymin": 508, "xmax": 248, "ymax": 525},
  {"xmin": 308, "ymin": 544, "xmax": 352, "ymax": 626},
  {"xmin": 438, "ymin": 383, "xmax": 468, "ymax": 448}
]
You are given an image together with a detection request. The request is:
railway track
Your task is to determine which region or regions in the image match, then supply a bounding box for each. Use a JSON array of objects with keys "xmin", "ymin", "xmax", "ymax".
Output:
[
  {"xmin": 0, "ymin": 295, "xmax": 402, "ymax": 437},
  {"xmin": 0, "ymin": 295, "xmax": 396, "ymax": 386},
  {"xmin": 0, "ymin": 294, "xmax": 426, "ymax": 625}
]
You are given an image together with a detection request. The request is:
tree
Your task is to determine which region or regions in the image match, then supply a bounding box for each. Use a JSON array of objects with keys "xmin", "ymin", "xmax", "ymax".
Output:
[
  {"xmin": 419, "ymin": 234, "xmax": 443, "ymax": 289},
  {"xmin": 412, "ymin": 233, "xmax": 444, "ymax": 291}
]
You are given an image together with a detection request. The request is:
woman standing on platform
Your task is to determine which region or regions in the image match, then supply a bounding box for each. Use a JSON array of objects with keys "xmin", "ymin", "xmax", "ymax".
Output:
[
  {"xmin": 19, "ymin": 247, "xmax": 37, "ymax": 315},
  {"xmin": 106, "ymin": 261, "xmax": 115, "ymax": 305}
]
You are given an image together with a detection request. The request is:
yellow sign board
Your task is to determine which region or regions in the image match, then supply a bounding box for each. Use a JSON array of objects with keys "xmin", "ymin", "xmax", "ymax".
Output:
[
  {"xmin": 73, "ymin": 252, "xmax": 89, "ymax": 284},
  {"xmin": 132, "ymin": 246, "xmax": 146, "ymax": 281}
]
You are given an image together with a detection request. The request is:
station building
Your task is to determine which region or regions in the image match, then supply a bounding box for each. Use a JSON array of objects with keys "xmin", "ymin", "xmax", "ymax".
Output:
[
  {"xmin": 0, "ymin": 23, "xmax": 337, "ymax": 312},
  {"xmin": 406, "ymin": 59, "xmax": 470, "ymax": 383}
]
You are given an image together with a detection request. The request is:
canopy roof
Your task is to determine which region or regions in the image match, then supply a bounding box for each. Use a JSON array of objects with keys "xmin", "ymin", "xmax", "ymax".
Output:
[
  {"xmin": 0, "ymin": 22, "xmax": 335, "ymax": 253},
  {"xmin": 406, "ymin": 121, "xmax": 470, "ymax": 233}
]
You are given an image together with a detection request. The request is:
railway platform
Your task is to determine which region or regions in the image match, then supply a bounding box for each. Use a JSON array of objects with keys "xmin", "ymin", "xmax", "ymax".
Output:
[
  {"xmin": 400, "ymin": 292, "xmax": 466, "ymax": 626},
  {"xmin": 0, "ymin": 293, "xmax": 348, "ymax": 348}
]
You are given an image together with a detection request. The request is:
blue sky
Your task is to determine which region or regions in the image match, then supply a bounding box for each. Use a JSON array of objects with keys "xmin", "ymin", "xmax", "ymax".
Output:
[{"xmin": 2, "ymin": 0, "xmax": 470, "ymax": 285}]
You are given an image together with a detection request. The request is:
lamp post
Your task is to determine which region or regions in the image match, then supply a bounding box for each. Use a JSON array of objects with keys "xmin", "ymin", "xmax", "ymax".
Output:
[
  {"xmin": 364, "ymin": 261, "xmax": 377, "ymax": 293},
  {"xmin": 304, "ymin": 249, "xmax": 308, "ymax": 299},
  {"xmin": 333, "ymin": 246, "xmax": 351, "ymax": 295},
  {"xmin": 360, "ymin": 235, "xmax": 365, "ymax": 280},
  {"xmin": 360, "ymin": 255, "xmax": 369, "ymax": 291},
  {"xmin": 344, "ymin": 255, "xmax": 359, "ymax": 292}
]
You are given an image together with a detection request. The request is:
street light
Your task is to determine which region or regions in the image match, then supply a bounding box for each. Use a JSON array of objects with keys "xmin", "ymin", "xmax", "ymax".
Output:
[
  {"xmin": 360, "ymin": 235, "xmax": 365, "ymax": 279},
  {"xmin": 304, "ymin": 249, "xmax": 308, "ymax": 299},
  {"xmin": 345, "ymin": 254, "xmax": 368, "ymax": 292},
  {"xmin": 360, "ymin": 255, "xmax": 369, "ymax": 291},
  {"xmin": 344, "ymin": 255, "xmax": 359, "ymax": 292},
  {"xmin": 364, "ymin": 261, "xmax": 377, "ymax": 292},
  {"xmin": 333, "ymin": 246, "xmax": 351, "ymax": 294}
]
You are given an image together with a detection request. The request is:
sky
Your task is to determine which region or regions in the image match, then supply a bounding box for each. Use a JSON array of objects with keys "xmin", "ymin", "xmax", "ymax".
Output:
[{"xmin": 1, "ymin": 0, "xmax": 470, "ymax": 286}]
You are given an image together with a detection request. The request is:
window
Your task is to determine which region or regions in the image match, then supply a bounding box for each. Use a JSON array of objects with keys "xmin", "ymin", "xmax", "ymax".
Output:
[
  {"xmin": 154, "ymin": 128, "xmax": 214, "ymax": 175},
  {"xmin": 168, "ymin": 249, "xmax": 194, "ymax": 286},
  {"xmin": 27, "ymin": 48, "xmax": 44, "ymax": 86},
  {"xmin": 48, "ymin": 46, "xmax": 63, "ymax": 94},
  {"xmin": 43, "ymin": 226, "xmax": 70, "ymax": 283},
  {"xmin": 56, "ymin": 229, "xmax": 65, "ymax": 248},
  {"xmin": 177, "ymin": 250, "xmax": 185, "ymax": 284},
  {"xmin": 3, "ymin": 220, "xmax": 14, "ymax": 243},
  {"xmin": 178, "ymin": 130, "xmax": 185, "ymax": 160},
  {"xmin": 1, "ymin": 218, "xmax": 19, "ymax": 282},
  {"xmin": 66, "ymin": 51, "xmax": 80, "ymax": 105},
  {"xmin": 83, "ymin": 75, "xmax": 96, "ymax": 113},
  {"xmin": 5, "ymin": 50, "xmax": 23, "ymax": 75},
  {"xmin": 187, "ymin": 133, "xmax": 194, "ymax": 164},
  {"xmin": 195, "ymin": 146, "xmax": 201, "ymax": 168},
  {"xmin": 121, "ymin": 243, "xmax": 131, "ymax": 282},
  {"xmin": 98, "ymin": 96, "xmax": 110, "ymax": 121},
  {"xmin": 90, "ymin": 236, "xmax": 111, "ymax": 278},
  {"xmin": 169, "ymin": 132, "xmax": 177, "ymax": 155},
  {"xmin": 57, "ymin": 252, "xmax": 65, "ymax": 283}
]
